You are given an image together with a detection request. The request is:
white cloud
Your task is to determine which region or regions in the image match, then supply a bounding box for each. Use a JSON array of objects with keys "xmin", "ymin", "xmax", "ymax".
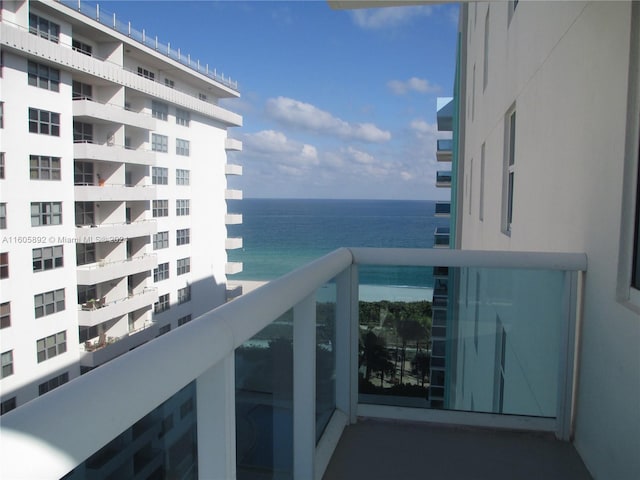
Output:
[
  {"xmin": 346, "ymin": 146, "xmax": 375, "ymax": 165},
  {"xmin": 351, "ymin": 6, "xmax": 433, "ymax": 29},
  {"xmin": 265, "ymin": 96, "xmax": 391, "ymax": 143},
  {"xmin": 242, "ymin": 130, "xmax": 319, "ymax": 166},
  {"xmin": 388, "ymin": 77, "xmax": 441, "ymax": 95},
  {"xmin": 410, "ymin": 119, "xmax": 439, "ymax": 136}
]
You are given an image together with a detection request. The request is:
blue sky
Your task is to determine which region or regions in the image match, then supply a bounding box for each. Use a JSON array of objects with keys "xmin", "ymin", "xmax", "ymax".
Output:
[{"xmin": 103, "ymin": 1, "xmax": 458, "ymax": 199}]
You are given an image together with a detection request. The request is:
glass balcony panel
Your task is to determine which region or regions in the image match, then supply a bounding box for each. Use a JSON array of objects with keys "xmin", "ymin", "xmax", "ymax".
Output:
[
  {"xmin": 437, "ymin": 139, "xmax": 453, "ymax": 152},
  {"xmin": 235, "ymin": 310, "xmax": 294, "ymax": 480},
  {"xmin": 357, "ymin": 264, "xmax": 566, "ymax": 418},
  {"xmin": 358, "ymin": 266, "xmax": 434, "ymax": 408},
  {"xmin": 316, "ymin": 280, "xmax": 337, "ymax": 443},
  {"xmin": 61, "ymin": 381, "xmax": 197, "ymax": 480}
]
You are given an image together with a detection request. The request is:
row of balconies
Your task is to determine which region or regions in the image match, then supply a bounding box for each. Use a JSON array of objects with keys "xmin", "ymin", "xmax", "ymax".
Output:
[{"xmin": 0, "ymin": 20, "xmax": 242, "ymax": 126}]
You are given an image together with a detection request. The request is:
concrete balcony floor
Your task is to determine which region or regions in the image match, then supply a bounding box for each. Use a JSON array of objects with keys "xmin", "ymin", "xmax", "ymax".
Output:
[{"xmin": 323, "ymin": 419, "xmax": 592, "ymax": 480}]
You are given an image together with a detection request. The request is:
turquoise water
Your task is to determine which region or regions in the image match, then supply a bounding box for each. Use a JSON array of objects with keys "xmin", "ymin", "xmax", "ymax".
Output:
[{"xmin": 227, "ymin": 198, "xmax": 448, "ymax": 288}]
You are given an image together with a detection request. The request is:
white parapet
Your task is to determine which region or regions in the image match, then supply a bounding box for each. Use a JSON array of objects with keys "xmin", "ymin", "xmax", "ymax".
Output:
[
  {"xmin": 225, "ymin": 214, "xmax": 243, "ymax": 225},
  {"xmin": 225, "ymin": 237, "xmax": 243, "ymax": 250},
  {"xmin": 225, "ymin": 138, "xmax": 243, "ymax": 151},
  {"xmin": 225, "ymin": 262, "xmax": 243, "ymax": 275},
  {"xmin": 225, "ymin": 164, "xmax": 243, "ymax": 176}
]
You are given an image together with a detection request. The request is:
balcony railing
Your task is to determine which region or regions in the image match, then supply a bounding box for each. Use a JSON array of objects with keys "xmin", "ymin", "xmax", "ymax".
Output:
[
  {"xmin": 434, "ymin": 226, "xmax": 450, "ymax": 248},
  {"xmin": 435, "ymin": 201, "xmax": 451, "ymax": 217},
  {"xmin": 72, "ymin": 99, "xmax": 156, "ymax": 130},
  {"xmin": 76, "ymin": 254, "xmax": 158, "ymax": 284},
  {"xmin": 436, "ymin": 139, "xmax": 453, "ymax": 162},
  {"xmin": 74, "ymin": 184, "xmax": 156, "ymax": 202},
  {"xmin": 75, "ymin": 219, "xmax": 157, "ymax": 243},
  {"xmin": 436, "ymin": 171, "xmax": 452, "ymax": 188},
  {"xmin": 55, "ymin": 0, "xmax": 239, "ymax": 92},
  {"xmin": 0, "ymin": 248, "xmax": 586, "ymax": 480}
]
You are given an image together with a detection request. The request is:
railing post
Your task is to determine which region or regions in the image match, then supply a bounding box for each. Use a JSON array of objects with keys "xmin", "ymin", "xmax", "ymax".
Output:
[
  {"xmin": 335, "ymin": 264, "xmax": 358, "ymax": 424},
  {"xmin": 293, "ymin": 293, "xmax": 316, "ymax": 479},
  {"xmin": 196, "ymin": 354, "xmax": 236, "ymax": 479},
  {"xmin": 556, "ymin": 271, "xmax": 580, "ymax": 441}
]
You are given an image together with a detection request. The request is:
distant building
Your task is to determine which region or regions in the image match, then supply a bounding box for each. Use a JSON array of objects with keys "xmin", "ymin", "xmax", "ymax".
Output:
[{"xmin": 0, "ymin": 0, "xmax": 243, "ymax": 414}]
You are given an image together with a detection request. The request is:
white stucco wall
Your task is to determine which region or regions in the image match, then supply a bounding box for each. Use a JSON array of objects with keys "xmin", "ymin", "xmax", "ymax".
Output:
[{"xmin": 459, "ymin": 3, "xmax": 640, "ymax": 479}]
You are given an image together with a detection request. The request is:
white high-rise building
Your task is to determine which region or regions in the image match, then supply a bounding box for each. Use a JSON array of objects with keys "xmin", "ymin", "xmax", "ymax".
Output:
[
  {"xmin": 453, "ymin": 2, "xmax": 640, "ymax": 479},
  {"xmin": 0, "ymin": 0, "xmax": 243, "ymax": 414}
]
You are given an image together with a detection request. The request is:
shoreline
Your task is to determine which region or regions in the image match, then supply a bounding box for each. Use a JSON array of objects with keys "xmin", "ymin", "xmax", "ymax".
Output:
[{"xmin": 235, "ymin": 280, "xmax": 433, "ymax": 302}]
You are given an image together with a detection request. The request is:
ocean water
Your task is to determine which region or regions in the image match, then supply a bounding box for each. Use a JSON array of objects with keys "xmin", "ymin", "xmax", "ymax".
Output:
[{"xmin": 227, "ymin": 199, "xmax": 449, "ymax": 291}]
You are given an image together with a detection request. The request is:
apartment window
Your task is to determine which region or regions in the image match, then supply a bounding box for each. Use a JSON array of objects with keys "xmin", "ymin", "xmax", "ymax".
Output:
[
  {"xmin": 165, "ymin": 78, "xmax": 175, "ymax": 89},
  {"xmin": 77, "ymin": 285, "xmax": 97, "ymax": 305},
  {"xmin": 472, "ymin": 64, "xmax": 476, "ymax": 121},
  {"xmin": 38, "ymin": 372, "xmax": 69, "ymax": 395},
  {"xmin": 34, "ymin": 288, "xmax": 65, "ymax": 318},
  {"xmin": 155, "ymin": 294, "xmax": 170, "ymax": 314},
  {"xmin": 31, "ymin": 202, "xmax": 62, "ymax": 227},
  {"xmin": 153, "ymin": 231, "xmax": 169, "ymax": 250},
  {"xmin": 72, "ymin": 39, "xmax": 92, "ymax": 56},
  {"xmin": 178, "ymin": 314, "xmax": 192, "ymax": 327},
  {"xmin": 72, "ymin": 80, "xmax": 93, "ymax": 100},
  {"xmin": 177, "ymin": 257, "xmax": 190, "ymax": 275},
  {"xmin": 29, "ymin": 13, "xmax": 60, "ymax": 43},
  {"xmin": 75, "ymin": 202, "xmax": 94, "ymax": 226},
  {"xmin": 483, "ymin": 7, "xmax": 490, "ymax": 91},
  {"xmin": 137, "ymin": 67, "xmax": 155, "ymax": 81},
  {"xmin": 1, "ymin": 350, "xmax": 13, "ymax": 378},
  {"xmin": 0, "ymin": 203, "xmax": 5, "ymax": 229},
  {"xmin": 74, "ymin": 161, "xmax": 94, "ymax": 185},
  {"xmin": 153, "ymin": 200, "xmax": 168, "ymax": 217},
  {"xmin": 469, "ymin": 159, "xmax": 474, "ymax": 215},
  {"xmin": 28, "ymin": 61, "xmax": 60, "ymax": 92},
  {"xmin": 198, "ymin": 93, "xmax": 207, "ymax": 101},
  {"xmin": 503, "ymin": 107, "xmax": 516, "ymax": 233},
  {"xmin": 176, "ymin": 169, "xmax": 190, "ymax": 185},
  {"xmin": 0, "ymin": 253, "xmax": 7, "ymax": 283},
  {"xmin": 0, "ymin": 302, "xmax": 9, "ymax": 329},
  {"xmin": 178, "ymin": 285, "xmax": 191, "ymax": 304},
  {"xmin": 0, "ymin": 152, "xmax": 4, "ymax": 178},
  {"xmin": 30, "ymin": 155, "xmax": 61, "ymax": 180},
  {"xmin": 73, "ymin": 122, "xmax": 93, "ymax": 143},
  {"xmin": 176, "ymin": 228, "xmax": 190, "ymax": 246},
  {"xmin": 158, "ymin": 324, "xmax": 171, "ymax": 335},
  {"xmin": 1, "ymin": 397, "xmax": 16, "ymax": 415},
  {"xmin": 176, "ymin": 108, "xmax": 190, "ymax": 126},
  {"xmin": 0, "ymin": 252, "xmax": 7, "ymax": 279},
  {"xmin": 159, "ymin": 414, "xmax": 174, "ymax": 438},
  {"xmin": 29, "ymin": 108, "xmax": 60, "ymax": 136},
  {"xmin": 151, "ymin": 133, "xmax": 168, "ymax": 152},
  {"xmin": 154, "ymin": 262, "xmax": 169, "ymax": 282},
  {"xmin": 33, "ymin": 245, "xmax": 63, "ymax": 272},
  {"xmin": 152, "ymin": 167, "xmax": 168, "ymax": 185},
  {"xmin": 76, "ymin": 243, "xmax": 96, "ymax": 265},
  {"xmin": 152, "ymin": 101, "xmax": 168, "ymax": 121},
  {"xmin": 480, "ymin": 143, "xmax": 486, "ymax": 221},
  {"xmin": 176, "ymin": 139, "xmax": 190, "ymax": 156},
  {"xmin": 176, "ymin": 199, "xmax": 190, "ymax": 216},
  {"xmin": 36, "ymin": 331, "xmax": 67, "ymax": 363}
]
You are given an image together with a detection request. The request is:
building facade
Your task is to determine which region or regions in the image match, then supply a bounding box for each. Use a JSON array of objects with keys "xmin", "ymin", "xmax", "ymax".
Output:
[
  {"xmin": 0, "ymin": 0, "xmax": 243, "ymax": 414},
  {"xmin": 453, "ymin": 2, "xmax": 640, "ymax": 479}
]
